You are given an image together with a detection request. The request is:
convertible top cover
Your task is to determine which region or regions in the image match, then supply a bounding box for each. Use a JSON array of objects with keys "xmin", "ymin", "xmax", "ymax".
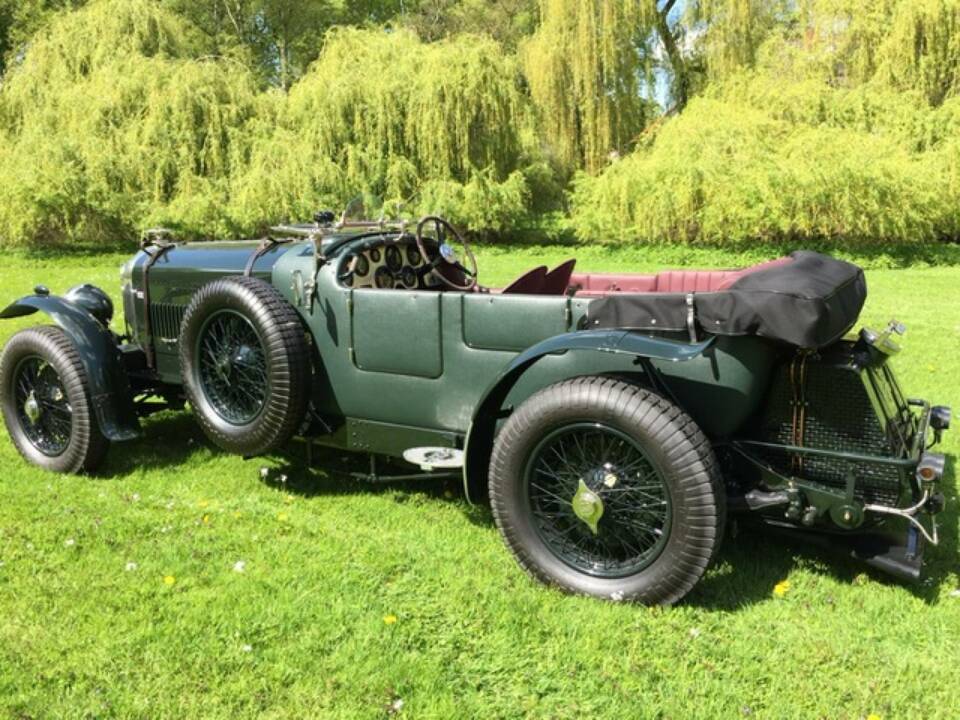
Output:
[{"xmin": 585, "ymin": 251, "xmax": 867, "ymax": 349}]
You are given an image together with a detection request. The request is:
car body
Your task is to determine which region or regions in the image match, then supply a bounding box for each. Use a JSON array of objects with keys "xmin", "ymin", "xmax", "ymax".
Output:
[{"xmin": 0, "ymin": 215, "xmax": 951, "ymax": 604}]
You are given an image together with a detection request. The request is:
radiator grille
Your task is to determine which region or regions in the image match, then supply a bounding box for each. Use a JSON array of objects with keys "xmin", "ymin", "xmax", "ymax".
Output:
[
  {"xmin": 150, "ymin": 302, "xmax": 186, "ymax": 342},
  {"xmin": 759, "ymin": 361, "xmax": 903, "ymax": 506}
]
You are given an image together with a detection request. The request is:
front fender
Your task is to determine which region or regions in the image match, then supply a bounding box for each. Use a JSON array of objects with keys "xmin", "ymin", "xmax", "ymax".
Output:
[
  {"xmin": 1, "ymin": 295, "xmax": 140, "ymax": 441},
  {"xmin": 462, "ymin": 330, "xmax": 715, "ymax": 503}
]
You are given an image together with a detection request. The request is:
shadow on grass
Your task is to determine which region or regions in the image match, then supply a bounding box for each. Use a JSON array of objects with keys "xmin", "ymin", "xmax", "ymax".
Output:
[
  {"xmin": 258, "ymin": 440, "xmax": 958, "ymax": 610},
  {"xmin": 103, "ymin": 417, "xmax": 955, "ymax": 610},
  {"xmin": 97, "ymin": 411, "xmax": 211, "ymax": 478}
]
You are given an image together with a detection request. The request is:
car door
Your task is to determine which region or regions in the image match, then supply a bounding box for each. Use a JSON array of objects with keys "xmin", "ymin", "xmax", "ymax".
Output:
[{"xmin": 349, "ymin": 287, "xmax": 443, "ymax": 378}]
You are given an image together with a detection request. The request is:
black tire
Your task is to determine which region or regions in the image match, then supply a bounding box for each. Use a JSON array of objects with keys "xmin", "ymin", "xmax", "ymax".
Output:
[
  {"xmin": 0, "ymin": 326, "xmax": 109, "ymax": 473},
  {"xmin": 179, "ymin": 276, "xmax": 310, "ymax": 456},
  {"xmin": 489, "ymin": 376, "xmax": 724, "ymax": 605}
]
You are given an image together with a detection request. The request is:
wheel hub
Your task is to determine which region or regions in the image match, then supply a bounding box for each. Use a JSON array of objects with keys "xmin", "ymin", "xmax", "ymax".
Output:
[
  {"xmin": 215, "ymin": 354, "xmax": 233, "ymax": 381},
  {"xmin": 571, "ymin": 479, "xmax": 605, "ymax": 535},
  {"xmin": 23, "ymin": 392, "xmax": 41, "ymax": 424}
]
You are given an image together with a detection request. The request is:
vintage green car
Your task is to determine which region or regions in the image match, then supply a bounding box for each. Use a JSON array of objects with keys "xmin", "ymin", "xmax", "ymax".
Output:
[{"xmin": 0, "ymin": 213, "xmax": 951, "ymax": 604}]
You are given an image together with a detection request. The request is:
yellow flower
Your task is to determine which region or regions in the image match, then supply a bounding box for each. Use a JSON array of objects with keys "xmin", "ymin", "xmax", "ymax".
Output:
[
  {"xmin": 383, "ymin": 614, "xmax": 398, "ymax": 625},
  {"xmin": 866, "ymin": 714, "xmax": 882, "ymax": 720},
  {"xmin": 198, "ymin": 500, "xmax": 209, "ymax": 508},
  {"xmin": 232, "ymin": 511, "xmax": 242, "ymax": 519},
  {"xmin": 773, "ymin": 580, "xmax": 791, "ymax": 597},
  {"xmin": 163, "ymin": 575, "xmax": 176, "ymax": 586},
  {"xmin": 277, "ymin": 512, "xmax": 289, "ymax": 522},
  {"xmin": 202, "ymin": 514, "xmax": 210, "ymax": 524}
]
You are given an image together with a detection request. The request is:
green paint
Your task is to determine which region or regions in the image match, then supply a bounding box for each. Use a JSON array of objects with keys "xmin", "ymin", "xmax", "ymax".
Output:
[{"xmin": 571, "ymin": 478, "xmax": 604, "ymax": 536}]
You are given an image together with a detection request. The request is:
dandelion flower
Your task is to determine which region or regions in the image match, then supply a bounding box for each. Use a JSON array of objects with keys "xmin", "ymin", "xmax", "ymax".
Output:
[
  {"xmin": 202, "ymin": 514, "xmax": 211, "ymax": 524},
  {"xmin": 383, "ymin": 614, "xmax": 398, "ymax": 625},
  {"xmin": 163, "ymin": 575, "xmax": 176, "ymax": 586},
  {"xmin": 773, "ymin": 580, "xmax": 791, "ymax": 597},
  {"xmin": 277, "ymin": 512, "xmax": 289, "ymax": 522},
  {"xmin": 866, "ymin": 715, "xmax": 882, "ymax": 720}
]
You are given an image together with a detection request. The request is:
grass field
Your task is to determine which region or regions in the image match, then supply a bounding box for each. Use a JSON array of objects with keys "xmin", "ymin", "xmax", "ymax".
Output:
[{"xmin": 0, "ymin": 246, "xmax": 957, "ymax": 719}]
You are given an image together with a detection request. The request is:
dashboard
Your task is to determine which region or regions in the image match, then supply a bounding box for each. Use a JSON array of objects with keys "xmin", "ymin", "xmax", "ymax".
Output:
[{"xmin": 339, "ymin": 238, "xmax": 441, "ymax": 290}]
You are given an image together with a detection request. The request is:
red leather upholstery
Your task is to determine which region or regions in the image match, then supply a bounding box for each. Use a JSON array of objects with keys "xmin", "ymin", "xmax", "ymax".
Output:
[
  {"xmin": 569, "ymin": 257, "xmax": 792, "ymax": 296},
  {"xmin": 654, "ymin": 270, "xmax": 740, "ymax": 293},
  {"xmin": 501, "ymin": 265, "xmax": 548, "ymax": 295},
  {"xmin": 542, "ymin": 259, "xmax": 577, "ymax": 295},
  {"xmin": 568, "ymin": 273, "xmax": 658, "ymax": 293}
]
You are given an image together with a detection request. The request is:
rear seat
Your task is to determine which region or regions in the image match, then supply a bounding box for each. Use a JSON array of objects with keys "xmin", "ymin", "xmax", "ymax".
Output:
[{"xmin": 571, "ymin": 257, "xmax": 793, "ymax": 295}]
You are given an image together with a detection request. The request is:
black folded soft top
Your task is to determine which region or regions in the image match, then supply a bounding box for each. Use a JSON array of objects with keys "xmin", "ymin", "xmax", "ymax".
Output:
[{"xmin": 585, "ymin": 251, "xmax": 867, "ymax": 349}]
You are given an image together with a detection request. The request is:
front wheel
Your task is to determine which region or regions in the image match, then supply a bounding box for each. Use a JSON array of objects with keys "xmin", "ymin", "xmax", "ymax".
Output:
[
  {"xmin": 0, "ymin": 326, "xmax": 109, "ymax": 473},
  {"xmin": 489, "ymin": 377, "xmax": 724, "ymax": 605}
]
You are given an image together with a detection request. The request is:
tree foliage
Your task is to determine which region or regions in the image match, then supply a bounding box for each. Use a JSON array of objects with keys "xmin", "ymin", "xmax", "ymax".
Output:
[
  {"xmin": 0, "ymin": 0, "xmax": 263, "ymax": 246},
  {"xmin": 521, "ymin": 0, "xmax": 658, "ymax": 173},
  {"xmin": 573, "ymin": 0, "xmax": 960, "ymax": 246},
  {"xmin": 3, "ymin": 0, "xmax": 960, "ymax": 248},
  {"xmin": 233, "ymin": 27, "xmax": 540, "ymax": 233}
]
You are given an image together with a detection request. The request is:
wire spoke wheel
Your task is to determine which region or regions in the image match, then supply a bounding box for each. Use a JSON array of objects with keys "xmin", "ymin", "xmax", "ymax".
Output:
[
  {"xmin": 489, "ymin": 377, "xmax": 722, "ymax": 604},
  {"xmin": 179, "ymin": 276, "xmax": 310, "ymax": 457},
  {"xmin": 12, "ymin": 355, "xmax": 73, "ymax": 457},
  {"xmin": 196, "ymin": 310, "xmax": 268, "ymax": 425},
  {"xmin": 525, "ymin": 423, "xmax": 671, "ymax": 578}
]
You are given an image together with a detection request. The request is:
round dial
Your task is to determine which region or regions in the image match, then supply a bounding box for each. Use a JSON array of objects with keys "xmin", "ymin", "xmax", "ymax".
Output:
[
  {"xmin": 385, "ymin": 245, "xmax": 403, "ymax": 273},
  {"xmin": 407, "ymin": 245, "xmax": 422, "ymax": 266},
  {"xmin": 400, "ymin": 266, "xmax": 417, "ymax": 288},
  {"xmin": 353, "ymin": 254, "xmax": 370, "ymax": 277},
  {"xmin": 375, "ymin": 266, "xmax": 394, "ymax": 289},
  {"xmin": 369, "ymin": 247, "xmax": 381, "ymax": 263}
]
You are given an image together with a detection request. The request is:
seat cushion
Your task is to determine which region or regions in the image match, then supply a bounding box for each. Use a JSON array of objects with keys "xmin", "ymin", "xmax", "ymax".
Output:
[{"xmin": 654, "ymin": 270, "xmax": 739, "ymax": 293}]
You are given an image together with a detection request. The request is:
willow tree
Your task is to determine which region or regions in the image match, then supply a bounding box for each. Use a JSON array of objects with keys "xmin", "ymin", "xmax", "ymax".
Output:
[
  {"xmin": 0, "ymin": 0, "xmax": 262, "ymax": 246},
  {"xmin": 233, "ymin": 28, "xmax": 542, "ymax": 234},
  {"xmin": 522, "ymin": 0, "xmax": 659, "ymax": 174},
  {"xmin": 571, "ymin": 0, "xmax": 960, "ymax": 248}
]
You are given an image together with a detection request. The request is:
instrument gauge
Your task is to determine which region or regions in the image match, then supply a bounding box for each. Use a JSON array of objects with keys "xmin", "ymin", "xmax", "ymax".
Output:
[
  {"xmin": 407, "ymin": 246, "xmax": 422, "ymax": 266},
  {"xmin": 375, "ymin": 266, "xmax": 394, "ymax": 289},
  {"xmin": 385, "ymin": 246, "xmax": 403, "ymax": 273},
  {"xmin": 369, "ymin": 248, "xmax": 381, "ymax": 263},
  {"xmin": 353, "ymin": 254, "xmax": 370, "ymax": 276},
  {"xmin": 400, "ymin": 266, "xmax": 417, "ymax": 288}
]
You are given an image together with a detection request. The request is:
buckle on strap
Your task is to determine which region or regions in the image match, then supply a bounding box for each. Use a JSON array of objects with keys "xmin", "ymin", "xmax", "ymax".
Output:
[{"xmin": 685, "ymin": 293, "xmax": 697, "ymax": 343}]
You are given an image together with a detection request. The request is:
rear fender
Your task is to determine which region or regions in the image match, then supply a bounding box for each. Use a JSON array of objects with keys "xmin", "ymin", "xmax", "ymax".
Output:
[
  {"xmin": 1, "ymin": 294, "xmax": 141, "ymax": 441},
  {"xmin": 462, "ymin": 330, "xmax": 714, "ymax": 503}
]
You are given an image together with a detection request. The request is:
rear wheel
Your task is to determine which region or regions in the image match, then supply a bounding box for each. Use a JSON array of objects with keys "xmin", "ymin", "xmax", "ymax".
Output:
[
  {"xmin": 489, "ymin": 377, "xmax": 723, "ymax": 605},
  {"xmin": 179, "ymin": 276, "xmax": 310, "ymax": 456},
  {"xmin": 0, "ymin": 326, "xmax": 109, "ymax": 473}
]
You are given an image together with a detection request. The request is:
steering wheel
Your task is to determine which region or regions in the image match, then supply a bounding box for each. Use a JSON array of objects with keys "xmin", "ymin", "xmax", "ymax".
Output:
[{"xmin": 415, "ymin": 216, "xmax": 478, "ymax": 291}]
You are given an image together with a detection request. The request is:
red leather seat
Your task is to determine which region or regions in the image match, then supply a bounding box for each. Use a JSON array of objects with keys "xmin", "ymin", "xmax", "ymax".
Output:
[
  {"xmin": 501, "ymin": 266, "xmax": 548, "ymax": 295},
  {"xmin": 542, "ymin": 259, "xmax": 577, "ymax": 295},
  {"xmin": 569, "ymin": 257, "xmax": 793, "ymax": 296}
]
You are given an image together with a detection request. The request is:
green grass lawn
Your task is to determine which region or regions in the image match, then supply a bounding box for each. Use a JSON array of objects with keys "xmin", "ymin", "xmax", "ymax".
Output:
[{"xmin": 0, "ymin": 246, "xmax": 957, "ymax": 719}]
